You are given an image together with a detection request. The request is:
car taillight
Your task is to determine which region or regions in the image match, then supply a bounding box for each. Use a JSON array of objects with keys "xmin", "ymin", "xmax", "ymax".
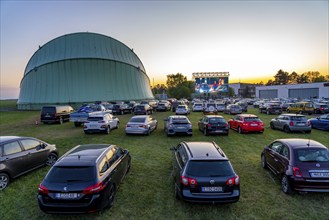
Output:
[
  {"xmin": 243, "ymin": 123, "xmax": 248, "ymax": 126},
  {"xmin": 98, "ymin": 120, "xmax": 106, "ymax": 123},
  {"xmin": 293, "ymin": 167, "xmax": 303, "ymax": 177},
  {"xmin": 307, "ymin": 121, "xmax": 311, "ymax": 126},
  {"xmin": 38, "ymin": 183, "xmax": 49, "ymax": 195},
  {"xmin": 83, "ymin": 182, "xmax": 107, "ymax": 195},
  {"xmin": 226, "ymin": 175, "xmax": 240, "ymax": 186},
  {"xmin": 289, "ymin": 121, "xmax": 294, "ymax": 126},
  {"xmin": 139, "ymin": 125, "xmax": 147, "ymax": 128},
  {"xmin": 207, "ymin": 124, "xmax": 212, "ymax": 128},
  {"xmin": 320, "ymin": 107, "xmax": 324, "ymax": 110},
  {"xmin": 126, "ymin": 125, "xmax": 131, "ymax": 128},
  {"xmin": 101, "ymin": 125, "xmax": 107, "ymax": 128},
  {"xmin": 225, "ymin": 123, "xmax": 229, "ymax": 128},
  {"xmin": 180, "ymin": 176, "xmax": 198, "ymax": 187}
]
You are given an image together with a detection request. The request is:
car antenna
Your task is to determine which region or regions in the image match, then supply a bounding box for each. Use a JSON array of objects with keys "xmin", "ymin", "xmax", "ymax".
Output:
[
  {"xmin": 307, "ymin": 139, "xmax": 310, "ymax": 147},
  {"xmin": 78, "ymin": 155, "xmax": 81, "ymax": 159}
]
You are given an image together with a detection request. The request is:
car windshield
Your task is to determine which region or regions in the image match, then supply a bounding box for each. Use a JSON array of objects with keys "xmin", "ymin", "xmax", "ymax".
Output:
[
  {"xmin": 130, "ymin": 118, "xmax": 146, "ymax": 123},
  {"xmin": 295, "ymin": 148, "xmax": 329, "ymax": 162},
  {"xmin": 46, "ymin": 166, "xmax": 96, "ymax": 183},
  {"xmin": 87, "ymin": 117, "xmax": 103, "ymax": 121},
  {"xmin": 244, "ymin": 117, "xmax": 261, "ymax": 122},
  {"xmin": 209, "ymin": 118, "xmax": 226, "ymax": 123},
  {"xmin": 186, "ymin": 160, "xmax": 234, "ymax": 177}
]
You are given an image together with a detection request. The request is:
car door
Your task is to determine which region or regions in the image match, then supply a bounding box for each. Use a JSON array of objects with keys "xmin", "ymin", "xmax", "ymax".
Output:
[
  {"xmin": 273, "ymin": 116, "xmax": 284, "ymax": 130},
  {"xmin": 19, "ymin": 138, "xmax": 48, "ymax": 169},
  {"xmin": 266, "ymin": 142, "xmax": 283, "ymax": 175},
  {"xmin": 276, "ymin": 144, "xmax": 290, "ymax": 175},
  {"xmin": 1, "ymin": 141, "xmax": 27, "ymax": 178},
  {"xmin": 231, "ymin": 116, "xmax": 238, "ymax": 130}
]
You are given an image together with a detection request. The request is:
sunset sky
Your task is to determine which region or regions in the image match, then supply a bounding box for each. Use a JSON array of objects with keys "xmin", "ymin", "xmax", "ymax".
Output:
[{"xmin": 1, "ymin": 1, "xmax": 328, "ymax": 99}]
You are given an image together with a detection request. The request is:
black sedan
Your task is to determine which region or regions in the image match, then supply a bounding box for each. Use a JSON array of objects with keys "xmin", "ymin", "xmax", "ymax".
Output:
[
  {"xmin": 261, "ymin": 139, "xmax": 329, "ymax": 194},
  {"xmin": 198, "ymin": 115, "xmax": 229, "ymax": 135},
  {"xmin": 38, "ymin": 144, "xmax": 131, "ymax": 214},
  {"xmin": 0, "ymin": 136, "xmax": 58, "ymax": 191}
]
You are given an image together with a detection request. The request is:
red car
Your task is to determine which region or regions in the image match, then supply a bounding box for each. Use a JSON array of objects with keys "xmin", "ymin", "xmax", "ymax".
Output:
[{"xmin": 228, "ymin": 114, "xmax": 264, "ymax": 134}]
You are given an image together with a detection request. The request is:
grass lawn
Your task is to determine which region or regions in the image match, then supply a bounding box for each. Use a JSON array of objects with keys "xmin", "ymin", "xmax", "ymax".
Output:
[{"xmin": 0, "ymin": 100, "xmax": 328, "ymax": 219}]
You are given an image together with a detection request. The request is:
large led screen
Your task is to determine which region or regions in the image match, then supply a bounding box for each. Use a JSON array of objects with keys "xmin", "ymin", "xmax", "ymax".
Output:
[{"xmin": 194, "ymin": 77, "xmax": 229, "ymax": 93}]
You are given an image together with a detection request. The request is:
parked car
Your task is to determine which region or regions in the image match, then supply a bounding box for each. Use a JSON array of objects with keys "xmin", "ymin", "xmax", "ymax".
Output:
[
  {"xmin": 175, "ymin": 105, "xmax": 190, "ymax": 115},
  {"xmin": 70, "ymin": 104, "xmax": 109, "ymax": 127},
  {"xmin": 236, "ymin": 102, "xmax": 248, "ymax": 112},
  {"xmin": 215, "ymin": 103, "xmax": 226, "ymax": 112},
  {"xmin": 112, "ymin": 104, "xmax": 132, "ymax": 115},
  {"xmin": 38, "ymin": 144, "xmax": 131, "ymax": 213},
  {"xmin": 228, "ymin": 114, "xmax": 264, "ymax": 134},
  {"xmin": 203, "ymin": 103, "xmax": 218, "ymax": 115},
  {"xmin": 172, "ymin": 101, "xmax": 186, "ymax": 112},
  {"xmin": 259, "ymin": 103, "xmax": 282, "ymax": 115},
  {"xmin": 261, "ymin": 139, "xmax": 329, "ymax": 194},
  {"xmin": 164, "ymin": 116, "xmax": 193, "ymax": 136},
  {"xmin": 192, "ymin": 103, "xmax": 204, "ymax": 112},
  {"xmin": 171, "ymin": 141, "xmax": 240, "ymax": 203},
  {"xmin": 313, "ymin": 103, "xmax": 329, "ymax": 114},
  {"xmin": 125, "ymin": 115, "xmax": 157, "ymax": 135},
  {"xmin": 287, "ymin": 102, "xmax": 314, "ymax": 115},
  {"xmin": 269, "ymin": 114, "xmax": 311, "ymax": 133},
  {"xmin": 308, "ymin": 114, "xmax": 329, "ymax": 131},
  {"xmin": 156, "ymin": 102, "xmax": 171, "ymax": 112},
  {"xmin": 198, "ymin": 115, "xmax": 229, "ymax": 135},
  {"xmin": 0, "ymin": 136, "xmax": 58, "ymax": 191},
  {"xmin": 223, "ymin": 104, "xmax": 242, "ymax": 115},
  {"xmin": 83, "ymin": 113, "xmax": 119, "ymax": 134},
  {"xmin": 281, "ymin": 103, "xmax": 294, "ymax": 111},
  {"xmin": 41, "ymin": 105, "xmax": 74, "ymax": 124},
  {"xmin": 133, "ymin": 104, "xmax": 153, "ymax": 115}
]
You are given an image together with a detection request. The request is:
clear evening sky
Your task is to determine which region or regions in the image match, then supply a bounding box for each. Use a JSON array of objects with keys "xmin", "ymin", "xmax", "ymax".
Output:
[{"xmin": 1, "ymin": 1, "xmax": 328, "ymax": 99}]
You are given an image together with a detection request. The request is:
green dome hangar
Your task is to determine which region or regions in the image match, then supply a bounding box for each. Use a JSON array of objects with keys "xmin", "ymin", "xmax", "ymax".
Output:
[{"xmin": 17, "ymin": 32, "xmax": 154, "ymax": 110}]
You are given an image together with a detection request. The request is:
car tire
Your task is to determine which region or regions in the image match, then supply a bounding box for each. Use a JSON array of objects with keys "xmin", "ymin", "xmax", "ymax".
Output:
[
  {"xmin": 116, "ymin": 122, "xmax": 120, "ymax": 129},
  {"xmin": 46, "ymin": 153, "xmax": 58, "ymax": 166},
  {"xmin": 270, "ymin": 122, "xmax": 275, "ymax": 130},
  {"xmin": 281, "ymin": 175, "xmax": 292, "ymax": 194},
  {"xmin": 261, "ymin": 155, "xmax": 267, "ymax": 169},
  {"xmin": 204, "ymin": 128, "xmax": 208, "ymax": 136},
  {"xmin": 121, "ymin": 110, "xmax": 124, "ymax": 115},
  {"xmin": 0, "ymin": 173, "xmax": 10, "ymax": 191},
  {"xmin": 238, "ymin": 127, "xmax": 243, "ymax": 134},
  {"xmin": 147, "ymin": 129, "xmax": 151, "ymax": 136},
  {"xmin": 105, "ymin": 126, "xmax": 110, "ymax": 134},
  {"xmin": 84, "ymin": 130, "xmax": 89, "ymax": 134},
  {"xmin": 266, "ymin": 110, "xmax": 270, "ymax": 115},
  {"xmin": 126, "ymin": 160, "xmax": 131, "ymax": 174},
  {"xmin": 284, "ymin": 125, "xmax": 291, "ymax": 133},
  {"xmin": 74, "ymin": 122, "xmax": 81, "ymax": 127},
  {"xmin": 106, "ymin": 185, "xmax": 116, "ymax": 208},
  {"xmin": 59, "ymin": 117, "xmax": 63, "ymax": 124}
]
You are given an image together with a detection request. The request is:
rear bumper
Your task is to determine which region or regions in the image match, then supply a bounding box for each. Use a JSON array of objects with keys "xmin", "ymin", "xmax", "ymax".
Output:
[
  {"xmin": 181, "ymin": 189, "xmax": 240, "ymax": 203},
  {"xmin": 167, "ymin": 129, "xmax": 192, "ymax": 136},
  {"xmin": 290, "ymin": 177, "xmax": 329, "ymax": 192}
]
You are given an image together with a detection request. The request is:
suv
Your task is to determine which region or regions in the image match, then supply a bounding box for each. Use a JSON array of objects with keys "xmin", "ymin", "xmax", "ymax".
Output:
[
  {"xmin": 83, "ymin": 113, "xmax": 119, "ymax": 134},
  {"xmin": 41, "ymin": 105, "xmax": 74, "ymax": 124},
  {"xmin": 38, "ymin": 144, "xmax": 131, "ymax": 214},
  {"xmin": 171, "ymin": 141, "xmax": 240, "ymax": 203},
  {"xmin": 133, "ymin": 104, "xmax": 153, "ymax": 115},
  {"xmin": 287, "ymin": 102, "xmax": 314, "ymax": 115},
  {"xmin": 112, "ymin": 104, "xmax": 132, "ymax": 115},
  {"xmin": 270, "ymin": 114, "xmax": 311, "ymax": 133},
  {"xmin": 203, "ymin": 103, "xmax": 218, "ymax": 115},
  {"xmin": 0, "ymin": 136, "xmax": 58, "ymax": 190},
  {"xmin": 259, "ymin": 103, "xmax": 282, "ymax": 115}
]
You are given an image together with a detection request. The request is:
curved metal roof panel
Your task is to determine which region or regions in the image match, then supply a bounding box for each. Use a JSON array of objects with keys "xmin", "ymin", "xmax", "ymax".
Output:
[{"xmin": 24, "ymin": 32, "xmax": 146, "ymax": 75}]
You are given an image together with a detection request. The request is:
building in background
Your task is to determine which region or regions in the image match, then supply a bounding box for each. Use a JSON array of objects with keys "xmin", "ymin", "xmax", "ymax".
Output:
[
  {"xmin": 17, "ymin": 32, "xmax": 154, "ymax": 110},
  {"xmin": 229, "ymin": 83, "xmax": 257, "ymax": 98}
]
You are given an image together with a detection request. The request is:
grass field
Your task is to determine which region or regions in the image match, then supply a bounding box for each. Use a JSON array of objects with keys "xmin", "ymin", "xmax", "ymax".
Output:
[{"xmin": 0, "ymin": 100, "xmax": 328, "ymax": 220}]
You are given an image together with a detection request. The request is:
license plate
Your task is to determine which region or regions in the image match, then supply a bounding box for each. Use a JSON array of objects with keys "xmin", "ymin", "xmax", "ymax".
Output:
[
  {"xmin": 250, "ymin": 124, "xmax": 257, "ymax": 126},
  {"xmin": 55, "ymin": 193, "xmax": 78, "ymax": 199},
  {"xmin": 90, "ymin": 124, "xmax": 97, "ymax": 128},
  {"xmin": 310, "ymin": 172, "xmax": 329, "ymax": 177},
  {"xmin": 297, "ymin": 123, "xmax": 305, "ymax": 126},
  {"xmin": 201, "ymin": 187, "xmax": 222, "ymax": 192}
]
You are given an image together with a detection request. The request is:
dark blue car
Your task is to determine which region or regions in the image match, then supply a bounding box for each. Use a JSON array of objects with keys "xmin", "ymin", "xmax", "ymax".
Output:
[{"xmin": 308, "ymin": 114, "xmax": 329, "ymax": 131}]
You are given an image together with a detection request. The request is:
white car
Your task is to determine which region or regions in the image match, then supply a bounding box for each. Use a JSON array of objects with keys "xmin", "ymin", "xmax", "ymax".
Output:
[
  {"xmin": 83, "ymin": 113, "xmax": 119, "ymax": 134},
  {"xmin": 192, "ymin": 103, "xmax": 204, "ymax": 112},
  {"xmin": 175, "ymin": 105, "xmax": 190, "ymax": 115}
]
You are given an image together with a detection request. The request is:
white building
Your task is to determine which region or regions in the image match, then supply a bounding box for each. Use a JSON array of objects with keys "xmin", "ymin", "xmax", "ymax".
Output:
[{"xmin": 255, "ymin": 82, "xmax": 329, "ymax": 99}]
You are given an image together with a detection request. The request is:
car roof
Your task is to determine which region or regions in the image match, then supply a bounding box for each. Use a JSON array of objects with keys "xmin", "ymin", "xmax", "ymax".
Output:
[
  {"xmin": 0, "ymin": 136, "xmax": 22, "ymax": 143},
  {"xmin": 280, "ymin": 114, "xmax": 305, "ymax": 117},
  {"xmin": 56, "ymin": 144, "xmax": 113, "ymax": 166},
  {"xmin": 131, "ymin": 115, "xmax": 149, "ymax": 119},
  {"xmin": 204, "ymin": 115, "xmax": 224, "ymax": 119},
  {"xmin": 170, "ymin": 115, "xmax": 187, "ymax": 119},
  {"xmin": 237, "ymin": 114, "xmax": 258, "ymax": 118},
  {"xmin": 276, "ymin": 139, "xmax": 327, "ymax": 150},
  {"xmin": 182, "ymin": 142, "xmax": 227, "ymax": 160}
]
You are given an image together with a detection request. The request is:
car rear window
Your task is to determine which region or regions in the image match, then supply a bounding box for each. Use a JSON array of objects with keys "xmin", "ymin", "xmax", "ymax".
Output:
[
  {"xmin": 244, "ymin": 117, "xmax": 261, "ymax": 122},
  {"xmin": 290, "ymin": 116, "xmax": 306, "ymax": 121},
  {"xmin": 42, "ymin": 107, "xmax": 56, "ymax": 114},
  {"xmin": 135, "ymin": 106, "xmax": 145, "ymax": 110},
  {"xmin": 295, "ymin": 148, "xmax": 329, "ymax": 162},
  {"xmin": 87, "ymin": 117, "xmax": 103, "ymax": 121},
  {"xmin": 46, "ymin": 166, "xmax": 96, "ymax": 182},
  {"xmin": 209, "ymin": 118, "xmax": 226, "ymax": 123},
  {"xmin": 172, "ymin": 118, "xmax": 189, "ymax": 124},
  {"xmin": 186, "ymin": 160, "xmax": 234, "ymax": 177},
  {"xmin": 130, "ymin": 117, "xmax": 146, "ymax": 123}
]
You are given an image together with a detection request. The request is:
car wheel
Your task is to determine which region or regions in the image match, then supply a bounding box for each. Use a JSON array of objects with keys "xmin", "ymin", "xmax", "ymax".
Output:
[
  {"xmin": 284, "ymin": 125, "xmax": 291, "ymax": 133},
  {"xmin": 105, "ymin": 126, "xmax": 110, "ymax": 134},
  {"xmin": 238, "ymin": 127, "xmax": 243, "ymax": 134},
  {"xmin": 203, "ymin": 128, "xmax": 208, "ymax": 136},
  {"xmin": 46, "ymin": 153, "xmax": 58, "ymax": 166},
  {"xmin": 261, "ymin": 155, "xmax": 267, "ymax": 169},
  {"xmin": 59, "ymin": 117, "xmax": 63, "ymax": 124},
  {"xmin": 147, "ymin": 129, "xmax": 151, "ymax": 136},
  {"xmin": 266, "ymin": 110, "xmax": 270, "ymax": 115},
  {"xmin": 0, "ymin": 173, "xmax": 9, "ymax": 191},
  {"xmin": 270, "ymin": 122, "xmax": 275, "ymax": 130},
  {"xmin": 84, "ymin": 130, "xmax": 89, "ymax": 134},
  {"xmin": 281, "ymin": 175, "xmax": 292, "ymax": 194},
  {"xmin": 106, "ymin": 185, "xmax": 116, "ymax": 208},
  {"xmin": 116, "ymin": 122, "xmax": 120, "ymax": 129},
  {"xmin": 121, "ymin": 110, "xmax": 124, "ymax": 115},
  {"xmin": 126, "ymin": 159, "xmax": 131, "ymax": 174},
  {"xmin": 74, "ymin": 122, "xmax": 81, "ymax": 127}
]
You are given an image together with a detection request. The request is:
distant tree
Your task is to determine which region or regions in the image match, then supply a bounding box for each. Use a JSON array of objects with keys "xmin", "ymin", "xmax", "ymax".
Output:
[
  {"xmin": 274, "ymin": 69, "xmax": 289, "ymax": 85},
  {"xmin": 313, "ymin": 75, "xmax": 327, "ymax": 82},
  {"xmin": 325, "ymin": 74, "xmax": 329, "ymax": 81},
  {"xmin": 303, "ymin": 71, "xmax": 321, "ymax": 82},
  {"xmin": 266, "ymin": 79, "xmax": 274, "ymax": 86},
  {"xmin": 228, "ymin": 87, "xmax": 235, "ymax": 97},
  {"xmin": 288, "ymin": 71, "xmax": 299, "ymax": 84},
  {"xmin": 297, "ymin": 73, "xmax": 310, "ymax": 83},
  {"xmin": 166, "ymin": 73, "xmax": 187, "ymax": 88}
]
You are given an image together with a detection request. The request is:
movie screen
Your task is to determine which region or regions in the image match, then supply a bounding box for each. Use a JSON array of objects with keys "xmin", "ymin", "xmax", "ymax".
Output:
[{"xmin": 194, "ymin": 77, "xmax": 228, "ymax": 93}]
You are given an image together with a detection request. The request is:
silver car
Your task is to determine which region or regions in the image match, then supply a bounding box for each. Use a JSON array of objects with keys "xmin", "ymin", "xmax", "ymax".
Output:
[
  {"xmin": 125, "ymin": 115, "xmax": 157, "ymax": 135},
  {"xmin": 83, "ymin": 113, "xmax": 119, "ymax": 134},
  {"xmin": 164, "ymin": 116, "xmax": 192, "ymax": 136},
  {"xmin": 270, "ymin": 114, "xmax": 311, "ymax": 133}
]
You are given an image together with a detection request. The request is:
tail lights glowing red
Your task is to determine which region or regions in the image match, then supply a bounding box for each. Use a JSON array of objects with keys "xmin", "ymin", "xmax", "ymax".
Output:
[
  {"xmin": 293, "ymin": 167, "xmax": 303, "ymax": 177},
  {"xmin": 226, "ymin": 175, "xmax": 240, "ymax": 186},
  {"xmin": 83, "ymin": 182, "xmax": 107, "ymax": 195},
  {"xmin": 181, "ymin": 176, "xmax": 198, "ymax": 186},
  {"xmin": 38, "ymin": 183, "xmax": 49, "ymax": 195},
  {"xmin": 289, "ymin": 121, "xmax": 294, "ymax": 126}
]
